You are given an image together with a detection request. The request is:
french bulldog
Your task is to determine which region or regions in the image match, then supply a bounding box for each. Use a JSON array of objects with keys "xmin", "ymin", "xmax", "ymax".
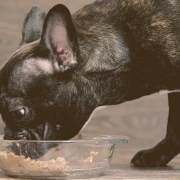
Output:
[{"xmin": 0, "ymin": 0, "xmax": 180, "ymax": 167}]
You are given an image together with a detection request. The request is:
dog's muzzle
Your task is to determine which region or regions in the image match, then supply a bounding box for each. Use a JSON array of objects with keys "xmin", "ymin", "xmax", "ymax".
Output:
[
  {"xmin": 3, "ymin": 121, "xmax": 52, "ymax": 140},
  {"xmin": 4, "ymin": 122, "xmax": 59, "ymax": 159}
]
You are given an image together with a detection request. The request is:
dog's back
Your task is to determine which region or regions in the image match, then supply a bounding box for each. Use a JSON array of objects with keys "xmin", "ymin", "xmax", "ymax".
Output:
[{"xmin": 73, "ymin": 0, "xmax": 180, "ymax": 90}]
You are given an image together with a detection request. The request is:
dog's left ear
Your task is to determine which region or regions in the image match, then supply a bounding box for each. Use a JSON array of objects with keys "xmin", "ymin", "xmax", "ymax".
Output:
[
  {"xmin": 20, "ymin": 6, "xmax": 46, "ymax": 47},
  {"xmin": 40, "ymin": 4, "xmax": 78, "ymax": 72}
]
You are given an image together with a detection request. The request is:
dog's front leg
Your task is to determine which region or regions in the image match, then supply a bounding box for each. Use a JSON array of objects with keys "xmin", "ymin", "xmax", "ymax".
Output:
[{"xmin": 131, "ymin": 92, "xmax": 180, "ymax": 167}]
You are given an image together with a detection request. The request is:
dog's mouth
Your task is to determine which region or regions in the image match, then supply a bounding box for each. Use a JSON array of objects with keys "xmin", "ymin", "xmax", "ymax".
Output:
[
  {"xmin": 4, "ymin": 121, "xmax": 52, "ymax": 141},
  {"xmin": 4, "ymin": 122, "xmax": 59, "ymax": 159},
  {"xmin": 22, "ymin": 121, "xmax": 51, "ymax": 140},
  {"xmin": 27, "ymin": 122, "xmax": 50, "ymax": 140}
]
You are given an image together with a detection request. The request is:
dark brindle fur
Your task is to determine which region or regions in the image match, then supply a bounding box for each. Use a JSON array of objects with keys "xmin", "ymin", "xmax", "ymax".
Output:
[{"xmin": 0, "ymin": 0, "xmax": 180, "ymax": 167}]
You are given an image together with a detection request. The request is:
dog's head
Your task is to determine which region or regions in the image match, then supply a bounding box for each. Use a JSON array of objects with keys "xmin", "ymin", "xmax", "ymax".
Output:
[{"xmin": 0, "ymin": 5, "xmax": 93, "ymax": 141}]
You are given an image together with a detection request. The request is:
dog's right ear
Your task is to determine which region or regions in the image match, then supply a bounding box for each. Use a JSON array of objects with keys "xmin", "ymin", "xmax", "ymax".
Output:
[
  {"xmin": 19, "ymin": 6, "xmax": 46, "ymax": 47},
  {"xmin": 39, "ymin": 4, "xmax": 78, "ymax": 72}
]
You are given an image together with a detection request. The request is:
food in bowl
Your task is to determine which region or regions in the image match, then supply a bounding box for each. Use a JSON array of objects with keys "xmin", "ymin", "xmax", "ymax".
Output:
[
  {"xmin": 0, "ymin": 135, "xmax": 128, "ymax": 179},
  {"xmin": 0, "ymin": 151, "xmax": 68, "ymax": 177}
]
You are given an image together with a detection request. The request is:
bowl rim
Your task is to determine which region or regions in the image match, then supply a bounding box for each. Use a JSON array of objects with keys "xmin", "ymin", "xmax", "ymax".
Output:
[{"xmin": 0, "ymin": 134, "xmax": 128, "ymax": 144}]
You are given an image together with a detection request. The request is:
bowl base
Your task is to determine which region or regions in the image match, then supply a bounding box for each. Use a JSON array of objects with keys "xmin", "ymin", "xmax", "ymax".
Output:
[{"xmin": 7, "ymin": 166, "xmax": 109, "ymax": 179}]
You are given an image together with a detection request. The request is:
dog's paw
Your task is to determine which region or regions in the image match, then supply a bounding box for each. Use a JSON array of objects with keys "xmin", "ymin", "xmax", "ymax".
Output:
[{"xmin": 130, "ymin": 149, "xmax": 168, "ymax": 167}]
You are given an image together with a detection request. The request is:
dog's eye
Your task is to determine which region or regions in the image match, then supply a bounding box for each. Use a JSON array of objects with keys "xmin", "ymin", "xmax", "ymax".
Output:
[{"xmin": 11, "ymin": 108, "xmax": 25, "ymax": 119}]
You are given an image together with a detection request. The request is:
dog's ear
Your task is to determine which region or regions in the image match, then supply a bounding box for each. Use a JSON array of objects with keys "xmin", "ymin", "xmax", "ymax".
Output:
[
  {"xmin": 20, "ymin": 6, "xmax": 46, "ymax": 47},
  {"xmin": 40, "ymin": 4, "xmax": 78, "ymax": 72}
]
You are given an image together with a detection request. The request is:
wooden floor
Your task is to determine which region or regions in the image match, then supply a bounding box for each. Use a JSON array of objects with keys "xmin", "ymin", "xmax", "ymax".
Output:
[
  {"xmin": 0, "ymin": 0, "xmax": 180, "ymax": 179},
  {"xmin": 1, "ymin": 167, "xmax": 180, "ymax": 180}
]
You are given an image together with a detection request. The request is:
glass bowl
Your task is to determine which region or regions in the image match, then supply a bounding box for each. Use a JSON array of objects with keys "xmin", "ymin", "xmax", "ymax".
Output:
[{"xmin": 0, "ymin": 134, "xmax": 128, "ymax": 179}]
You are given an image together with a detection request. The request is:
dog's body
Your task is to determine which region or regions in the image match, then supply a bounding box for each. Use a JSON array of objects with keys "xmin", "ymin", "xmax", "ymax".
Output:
[{"xmin": 0, "ymin": 0, "xmax": 180, "ymax": 167}]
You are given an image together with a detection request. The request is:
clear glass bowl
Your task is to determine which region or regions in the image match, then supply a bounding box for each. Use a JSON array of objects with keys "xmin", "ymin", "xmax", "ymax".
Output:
[{"xmin": 0, "ymin": 134, "xmax": 128, "ymax": 179}]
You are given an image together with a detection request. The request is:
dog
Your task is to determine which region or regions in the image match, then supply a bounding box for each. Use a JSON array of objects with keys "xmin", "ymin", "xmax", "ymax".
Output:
[{"xmin": 0, "ymin": 0, "xmax": 179, "ymax": 167}]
